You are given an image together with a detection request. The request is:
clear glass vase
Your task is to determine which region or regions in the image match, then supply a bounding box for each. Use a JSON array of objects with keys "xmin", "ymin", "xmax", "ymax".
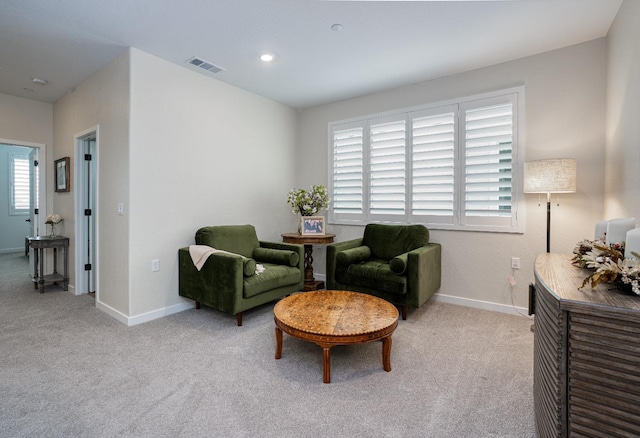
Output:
[{"xmin": 49, "ymin": 224, "xmax": 56, "ymax": 238}]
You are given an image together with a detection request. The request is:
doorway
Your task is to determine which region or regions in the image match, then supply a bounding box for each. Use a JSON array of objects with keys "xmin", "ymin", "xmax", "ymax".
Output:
[
  {"xmin": 0, "ymin": 140, "xmax": 46, "ymax": 263},
  {"xmin": 74, "ymin": 128, "xmax": 98, "ymax": 296}
]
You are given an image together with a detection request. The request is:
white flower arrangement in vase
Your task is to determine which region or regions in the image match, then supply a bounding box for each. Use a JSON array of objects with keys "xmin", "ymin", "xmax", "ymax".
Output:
[
  {"xmin": 286, "ymin": 185, "xmax": 330, "ymax": 216},
  {"xmin": 45, "ymin": 213, "xmax": 63, "ymax": 237}
]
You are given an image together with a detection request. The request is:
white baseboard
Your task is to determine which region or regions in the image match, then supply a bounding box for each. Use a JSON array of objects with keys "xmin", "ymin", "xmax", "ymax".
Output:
[
  {"xmin": 433, "ymin": 293, "xmax": 530, "ymax": 317},
  {"xmin": 95, "ymin": 275, "xmax": 527, "ymax": 326},
  {"xmin": 95, "ymin": 300, "xmax": 130, "ymax": 325},
  {"xmin": 316, "ymin": 273, "xmax": 528, "ymax": 317},
  {"xmin": 127, "ymin": 302, "xmax": 195, "ymax": 326},
  {"xmin": 96, "ymin": 299, "xmax": 195, "ymax": 326},
  {"xmin": 0, "ymin": 248, "xmax": 24, "ymax": 254}
]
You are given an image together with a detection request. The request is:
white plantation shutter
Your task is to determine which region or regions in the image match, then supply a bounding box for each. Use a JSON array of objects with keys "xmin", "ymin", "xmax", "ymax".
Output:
[
  {"xmin": 331, "ymin": 123, "xmax": 365, "ymax": 221},
  {"xmin": 411, "ymin": 109, "xmax": 456, "ymax": 225},
  {"xmin": 462, "ymin": 95, "xmax": 516, "ymax": 228},
  {"xmin": 328, "ymin": 87, "xmax": 522, "ymax": 232},
  {"xmin": 369, "ymin": 118, "xmax": 406, "ymax": 219},
  {"xmin": 10, "ymin": 155, "xmax": 30, "ymax": 214}
]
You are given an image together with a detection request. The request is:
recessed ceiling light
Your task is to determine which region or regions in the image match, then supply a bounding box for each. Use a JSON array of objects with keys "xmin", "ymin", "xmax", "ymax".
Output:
[
  {"xmin": 260, "ymin": 53, "xmax": 274, "ymax": 62},
  {"xmin": 32, "ymin": 77, "xmax": 48, "ymax": 85},
  {"xmin": 331, "ymin": 23, "xmax": 343, "ymax": 32}
]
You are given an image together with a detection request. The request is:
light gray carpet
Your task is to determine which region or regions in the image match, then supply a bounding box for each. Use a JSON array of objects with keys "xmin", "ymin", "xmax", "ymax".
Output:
[{"xmin": 0, "ymin": 252, "xmax": 535, "ymax": 437}]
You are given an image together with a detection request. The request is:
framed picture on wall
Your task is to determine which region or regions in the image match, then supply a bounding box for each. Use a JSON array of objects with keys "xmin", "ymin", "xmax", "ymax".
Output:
[
  {"xmin": 301, "ymin": 216, "xmax": 325, "ymax": 236},
  {"xmin": 54, "ymin": 157, "xmax": 70, "ymax": 192}
]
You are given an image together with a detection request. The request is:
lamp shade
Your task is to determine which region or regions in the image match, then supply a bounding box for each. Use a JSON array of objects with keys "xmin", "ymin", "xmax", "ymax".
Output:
[{"xmin": 523, "ymin": 159, "xmax": 577, "ymax": 194}]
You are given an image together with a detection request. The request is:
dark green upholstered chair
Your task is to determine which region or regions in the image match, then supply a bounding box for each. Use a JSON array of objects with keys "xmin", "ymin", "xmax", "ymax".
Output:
[
  {"xmin": 326, "ymin": 224, "xmax": 441, "ymax": 320},
  {"xmin": 179, "ymin": 225, "xmax": 304, "ymax": 326}
]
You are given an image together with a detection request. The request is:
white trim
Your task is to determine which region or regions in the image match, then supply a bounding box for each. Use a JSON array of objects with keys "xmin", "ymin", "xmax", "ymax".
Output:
[
  {"xmin": 96, "ymin": 299, "xmax": 195, "ymax": 326},
  {"xmin": 315, "ymin": 272, "xmax": 529, "ymax": 317},
  {"xmin": 73, "ymin": 126, "xmax": 99, "ymax": 297},
  {"xmin": 126, "ymin": 302, "xmax": 195, "ymax": 326},
  {"xmin": 0, "ymin": 138, "xmax": 44, "ymax": 148},
  {"xmin": 95, "ymin": 299, "xmax": 130, "ymax": 325},
  {"xmin": 432, "ymin": 292, "xmax": 530, "ymax": 318},
  {"xmin": 0, "ymin": 248, "xmax": 24, "ymax": 254}
]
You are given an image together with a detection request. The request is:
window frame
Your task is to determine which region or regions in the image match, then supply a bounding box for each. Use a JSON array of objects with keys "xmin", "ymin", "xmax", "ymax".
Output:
[
  {"xmin": 327, "ymin": 86, "xmax": 525, "ymax": 233},
  {"xmin": 9, "ymin": 152, "xmax": 31, "ymax": 216}
]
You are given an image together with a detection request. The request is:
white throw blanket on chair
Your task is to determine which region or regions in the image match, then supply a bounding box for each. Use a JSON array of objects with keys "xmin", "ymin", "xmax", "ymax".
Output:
[{"xmin": 188, "ymin": 244, "xmax": 264, "ymax": 274}]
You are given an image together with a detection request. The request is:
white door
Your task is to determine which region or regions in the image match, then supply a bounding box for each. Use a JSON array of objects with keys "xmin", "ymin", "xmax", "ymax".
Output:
[
  {"xmin": 75, "ymin": 133, "xmax": 97, "ymax": 295},
  {"xmin": 84, "ymin": 138, "xmax": 97, "ymax": 293},
  {"xmin": 27, "ymin": 148, "xmax": 39, "ymax": 268},
  {"xmin": 28, "ymin": 148, "xmax": 39, "ymax": 237}
]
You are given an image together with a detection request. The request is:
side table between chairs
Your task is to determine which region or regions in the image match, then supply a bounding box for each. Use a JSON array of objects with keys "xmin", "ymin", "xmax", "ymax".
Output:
[
  {"xmin": 28, "ymin": 236, "xmax": 69, "ymax": 293},
  {"xmin": 282, "ymin": 232, "xmax": 335, "ymax": 291}
]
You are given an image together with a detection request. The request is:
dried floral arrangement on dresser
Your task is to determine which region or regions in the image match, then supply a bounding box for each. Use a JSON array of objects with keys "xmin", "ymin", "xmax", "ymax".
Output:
[
  {"xmin": 572, "ymin": 217, "xmax": 640, "ymax": 295},
  {"xmin": 572, "ymin": 239, "xmax": 640, "ymax": 294}
]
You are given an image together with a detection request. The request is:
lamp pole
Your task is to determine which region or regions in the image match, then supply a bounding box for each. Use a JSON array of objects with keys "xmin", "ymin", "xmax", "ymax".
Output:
[{"xmin": 546, "ymin": 192, "xmax": 551, "ymax": 253}]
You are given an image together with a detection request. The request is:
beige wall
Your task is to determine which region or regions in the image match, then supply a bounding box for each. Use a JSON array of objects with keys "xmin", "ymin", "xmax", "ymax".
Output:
[
  {"xmin": 13, "ymin": 11, "xmax": 633, "ymax": 320},
  {"xmin": 0, "ymin": 93, "xmax": 53, "ymax": 238},
  {"xmin": 50, "ymin": 48, "xmax": 299, "ymax": 323},
  {"xmin": 605, "ymin": 0, "xmax": 640, "ymax": 222},
  {"xmin": 127, "ymin": 49, "xmax": 299, "ymax": 319},
  {"xmin": 53, "ymin": 50, "xmax": 131, "ymax": 316},
  {"xmin": 298, "ymin": 39, "xmax": 607, "ymax": 311},
  {"xmin": 0, "ymin": 93, "xmax": 53, "ymax": 145}
]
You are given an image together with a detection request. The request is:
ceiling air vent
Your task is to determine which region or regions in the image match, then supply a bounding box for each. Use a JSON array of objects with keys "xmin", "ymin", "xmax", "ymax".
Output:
[{"xmin": 186, "ymin": 57, "xmax": 225, "ymax": 74}]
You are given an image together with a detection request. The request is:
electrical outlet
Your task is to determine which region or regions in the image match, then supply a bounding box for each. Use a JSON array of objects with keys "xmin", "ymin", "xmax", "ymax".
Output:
[
  {"xmin": 511, "ymin": 257, "xmax": 520, "ymax": 270},
  {"xmin": 152, "ymin": 259, "xmax": 160, "ymax": 272}
]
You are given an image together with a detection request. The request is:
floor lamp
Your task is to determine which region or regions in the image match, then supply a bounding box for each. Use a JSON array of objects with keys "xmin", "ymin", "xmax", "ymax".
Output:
[{"xmin": 524, "ymin": 159, "xmax": 577, "ymax": 253}]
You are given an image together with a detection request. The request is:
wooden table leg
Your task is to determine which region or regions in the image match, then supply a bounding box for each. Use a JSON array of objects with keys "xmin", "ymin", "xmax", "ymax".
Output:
[
  {"xmin": 382, "ymin": 335, "xmax": 393, "ymax": 372},
  {"xmin": 300, "ymin": 244, "xmax": 325, "ymax": 291},
  {"xmin": 33, "ymin": 246, "xmax": 39, "ymax": 289},
  {"xmin": 63, "ymin": 244, "xmax": 69, "ymax": 290},
  {"xmin": 38, "ymin": 248, "xmax": 45, "ymax": 293},
  {"xmin": 275, "ymin": 326, "xmax": 283, "ymax": 359},
  {"xmin": 322, "ymin": 346, "xmax": 331, "ymax": 383}
]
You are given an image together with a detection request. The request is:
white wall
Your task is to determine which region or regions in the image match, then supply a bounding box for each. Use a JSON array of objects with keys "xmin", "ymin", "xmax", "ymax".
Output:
[
  {"xmin": 298, "ymin": 39, "xmax": 607, "ymax": 310},
  {"xmin": 0, "ymin": 93, "xmax": 52, "ymax": 249},
  {"xmin": 50, "ymin": 47, "xmax": 299, "ymax": 324},
  {"xmin": 49, "ymin": 46, "xmax": 298, "ymax": 324},
  {"xmin": 52, "ymin": 50, "xmax": 131, "ymax": 315},
  {"xmin": 605, "ymin": 0, "xmax": 640, "ymax": 222},
  {"xmin": 127, "ymin": 49, "xmax": 299, "ymax": 319}
]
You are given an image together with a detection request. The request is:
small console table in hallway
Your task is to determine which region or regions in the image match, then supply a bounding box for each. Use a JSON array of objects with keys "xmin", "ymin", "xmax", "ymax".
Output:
[
  {"xmin": 28, "ymin": 236, "xmax": 69, "ymax": 293},
  {"xmin": 281, "ymin": 232, "xmax": 335, "ymax": 291}
]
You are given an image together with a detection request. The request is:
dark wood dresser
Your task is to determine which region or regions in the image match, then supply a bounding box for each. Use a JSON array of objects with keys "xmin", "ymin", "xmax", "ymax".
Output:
[{"xmin": 533, "ymin": 253, "xmax": 640, "ymax": 437}]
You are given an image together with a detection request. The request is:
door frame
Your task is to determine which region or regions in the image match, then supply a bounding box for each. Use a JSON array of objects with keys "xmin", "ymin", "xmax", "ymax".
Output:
[
  {"xmin": 0, "ymin": 137, "xmax": 47, "ymax": 250},
  {"xmin": 74, "ymin": 126, "xmax": 99, "ymax": 297}
]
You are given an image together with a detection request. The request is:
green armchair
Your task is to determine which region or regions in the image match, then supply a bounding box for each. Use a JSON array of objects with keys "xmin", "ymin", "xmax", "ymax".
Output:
[
  {"xmin": 326, "ymin": 224, "xmax": 441, "ymax": 320},
  {"xmin": 179, "ymin": 225, "xmax": 304, "ymax": 326}
]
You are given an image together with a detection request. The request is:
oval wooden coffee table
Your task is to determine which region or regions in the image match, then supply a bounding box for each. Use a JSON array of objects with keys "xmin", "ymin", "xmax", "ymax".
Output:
[{"xmin": 274, "ymin": 290, "xmax": 399, "ymax": 383}]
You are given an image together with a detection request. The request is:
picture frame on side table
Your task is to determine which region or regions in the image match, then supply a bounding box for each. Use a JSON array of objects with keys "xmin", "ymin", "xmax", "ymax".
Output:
[
  {"xmin": 54, "ymin": 157, "xmax": 70, "ymax": 192},
  {"xmin": 301, "ymin": 216, "xmax": 325, "ymax": 236}
]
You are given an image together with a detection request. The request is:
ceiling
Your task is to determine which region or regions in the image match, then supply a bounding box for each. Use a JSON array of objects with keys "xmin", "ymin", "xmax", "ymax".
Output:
[{"xmin": 0, "ymin": 0, "xmax": 623, "ymax": 109}]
